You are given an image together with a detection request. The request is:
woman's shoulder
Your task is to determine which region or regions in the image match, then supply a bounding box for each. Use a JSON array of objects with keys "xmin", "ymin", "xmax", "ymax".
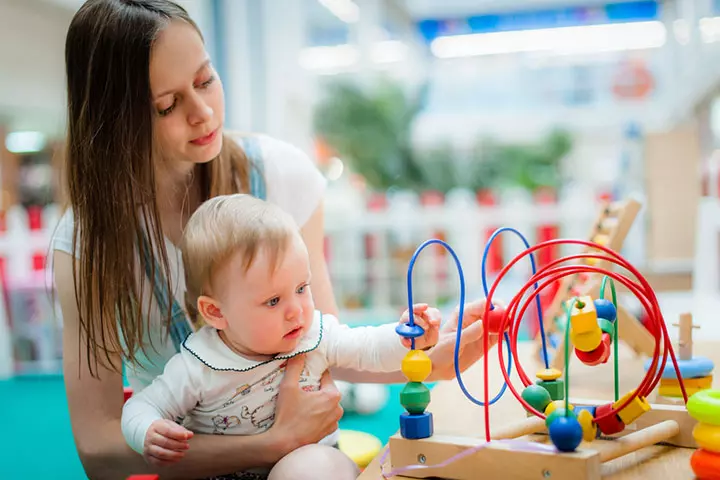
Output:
[
  {"xmin": 50, "ymin": 207, "xmax": 78, "ymax": 257},
  {"xmin": 230, "ymin": 133, "xmax": 327, "ymax": 227},
  {"xmin": 229, "ymin": 133, "xmax": 319, "ymax": 174}
]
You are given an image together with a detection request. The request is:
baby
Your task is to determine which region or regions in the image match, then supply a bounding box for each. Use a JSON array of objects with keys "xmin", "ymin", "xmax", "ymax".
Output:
[{"xmin": 121, "ymin": 193, "xmax": 441, "ymax": 480}]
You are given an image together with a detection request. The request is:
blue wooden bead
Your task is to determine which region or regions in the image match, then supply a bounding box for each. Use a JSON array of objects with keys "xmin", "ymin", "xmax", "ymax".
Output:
[
  {"xmin": 549, "ymin": 416, "xmax": 584, "ymax": 452},
  {"xmin": 574, "ymin": 405, "xmax": 597, "ymax": 417},
  {"xmin": 399, "ymin": 412, "xmax": 433, "ymax": 439},
  {"xmin": 594, "ymin": 299, "xmax": 617, "ymax": 322},
  {"xmin": 396, "ymin": 323, "xmax": 425, "ymax": 339}
]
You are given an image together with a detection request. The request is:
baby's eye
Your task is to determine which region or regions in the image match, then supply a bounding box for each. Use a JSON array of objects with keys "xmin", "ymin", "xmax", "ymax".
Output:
[
  {"xmin": 265, "ymin": 297, "xmax": 280, "ymax": 307},
  {"xmin": 297, "ymin": 285, "xmax": 307, "ymax": 294}
]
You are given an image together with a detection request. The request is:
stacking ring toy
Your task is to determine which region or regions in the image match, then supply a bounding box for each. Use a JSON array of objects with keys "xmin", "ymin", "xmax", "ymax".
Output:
[
  {"xmin": 643, "ymin": 356, "xmax": 714, "ymax": 380},
  {"xmin": 688, "ymin": 389, "xmax": 720, "ymax": 426},
  {"xmin": 693, "ymin": 423, "xmax": 720, "ymax": 453},
  {"xmin": 691, "ymin": 448, "xmax": 720, "ymax": 479}
]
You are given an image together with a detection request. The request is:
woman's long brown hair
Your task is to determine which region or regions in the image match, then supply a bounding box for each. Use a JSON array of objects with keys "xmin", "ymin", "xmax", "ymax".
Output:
[{"xmin": 65, "ymin": 0, "xmax": 252, "ymax": 376}]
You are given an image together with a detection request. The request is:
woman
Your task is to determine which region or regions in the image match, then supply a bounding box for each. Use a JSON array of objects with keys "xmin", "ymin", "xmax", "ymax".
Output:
[{"xmin": 52, "ymin": 1, "xmax": 499, "ymax": 478}]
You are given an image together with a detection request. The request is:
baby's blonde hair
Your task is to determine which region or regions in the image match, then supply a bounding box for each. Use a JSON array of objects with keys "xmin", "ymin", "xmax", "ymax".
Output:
[{"xmin": 181, "ymin": 194, "xmax": 299, "ymax": 324}]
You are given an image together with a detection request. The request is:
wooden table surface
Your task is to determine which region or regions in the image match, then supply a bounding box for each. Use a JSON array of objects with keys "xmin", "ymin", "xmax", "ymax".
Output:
[{"xmin": 358, "ymin": 340, "xmax": 715, "ymax": 480}]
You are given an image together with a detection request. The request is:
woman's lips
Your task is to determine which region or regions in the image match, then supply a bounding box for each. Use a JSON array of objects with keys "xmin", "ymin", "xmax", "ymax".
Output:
[{"xmin": 190, "ymin": 128, "xmax": 218, "ymax": 146}]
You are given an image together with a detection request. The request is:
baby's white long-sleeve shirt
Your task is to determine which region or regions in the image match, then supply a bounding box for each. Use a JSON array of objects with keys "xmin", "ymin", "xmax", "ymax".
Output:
[{"xmin": 121, "ymin": 311, "xmax": 408, "ymax": 455}]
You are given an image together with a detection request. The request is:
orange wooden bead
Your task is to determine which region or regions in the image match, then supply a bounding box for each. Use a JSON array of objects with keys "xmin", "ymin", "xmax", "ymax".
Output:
[
  {"xmin": 691, "ymin": 448, "xmax": 720, "ymax": 480},
  {"xmin": 594, "ymin": 402, "xmax": 625, "ymax": 436}
]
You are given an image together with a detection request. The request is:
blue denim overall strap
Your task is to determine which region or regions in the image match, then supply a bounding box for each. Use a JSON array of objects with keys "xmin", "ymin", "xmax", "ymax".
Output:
[
  {"xmin": 240, "ymin": 135, "xmax": 267, "ymax": 201},
  {"xmin": 141, "ymin": 135, "xmax": 267, "ymax": 352}
]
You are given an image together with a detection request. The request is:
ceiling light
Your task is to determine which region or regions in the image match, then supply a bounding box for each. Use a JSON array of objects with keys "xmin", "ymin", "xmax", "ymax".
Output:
[
  {"xmin": 430, "ymin": 21, "xmax": 667, "ymax": 58},
  {"xmin": 5, "ymin": 131, "xmax": 46, "ymax": 154}
]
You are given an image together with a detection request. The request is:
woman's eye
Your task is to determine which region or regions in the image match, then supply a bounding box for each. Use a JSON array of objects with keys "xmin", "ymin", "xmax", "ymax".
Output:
[
  {"xmin": 158, "ymin": 100, "xmax": 176, "ymax": 117},
  {"xmin": 197, "ymin": 75, "xmax": 215, "ymax": 88},
  {"xmin": 265, "ymin": 297, "xmax": 280, "ymax": 307}
]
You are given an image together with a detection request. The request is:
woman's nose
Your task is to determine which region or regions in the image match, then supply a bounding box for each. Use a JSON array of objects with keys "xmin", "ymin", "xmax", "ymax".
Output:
[{"xmin": 187, "ymin": 92, "xmax": 213, "ymax": 125}]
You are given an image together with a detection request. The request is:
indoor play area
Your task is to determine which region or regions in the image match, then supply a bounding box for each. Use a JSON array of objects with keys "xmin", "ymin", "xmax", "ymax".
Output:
[{"xmin": 4, "ymin": 0, "xmax": 720, "ymax": 479}]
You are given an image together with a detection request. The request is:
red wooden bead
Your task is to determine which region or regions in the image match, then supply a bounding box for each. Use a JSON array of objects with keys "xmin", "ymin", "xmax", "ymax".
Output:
[
  {"xmin": 575, "ymin": 333, "xmax": 611, "ymax": 366},
  {"xmin": 595, "ymin": 402, "xmax": 625, "ymax": 435},
  {"xmin": 484, "ymin": 304, "xmax": 508, "ymax": 335}
]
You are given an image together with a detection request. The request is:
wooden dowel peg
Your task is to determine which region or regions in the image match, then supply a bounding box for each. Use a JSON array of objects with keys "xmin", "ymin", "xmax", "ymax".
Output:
[
  {"xmin": 491, "ymin": 416, "xmax": 546, "ymax": 440},
  {"xmin": 598, "ymin": 420, "xmax": 680, "ymax": 463},
  {"xmin": 672, "ymin": 313, "xmax": 699, "ymax": 361}
]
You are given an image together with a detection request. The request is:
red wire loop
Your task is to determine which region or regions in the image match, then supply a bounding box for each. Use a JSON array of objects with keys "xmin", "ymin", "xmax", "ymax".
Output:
[{"xmin": 478, "ymin": 238, "xmax": 688, "ymax": 442}]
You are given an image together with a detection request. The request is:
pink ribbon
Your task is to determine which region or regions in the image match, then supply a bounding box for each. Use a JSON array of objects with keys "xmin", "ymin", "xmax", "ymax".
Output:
[{"xmin": 378, "ymin": 438, "xmax": 557, "ymax": 479}]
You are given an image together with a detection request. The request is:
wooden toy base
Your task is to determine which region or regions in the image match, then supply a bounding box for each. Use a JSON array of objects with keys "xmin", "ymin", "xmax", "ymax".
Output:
[{"xmin": 388, "ymin": 399, "xmax": 696, "ymax": 480}]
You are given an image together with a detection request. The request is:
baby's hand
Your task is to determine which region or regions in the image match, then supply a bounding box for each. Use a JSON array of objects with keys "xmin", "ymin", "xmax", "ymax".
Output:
[
  {"xmin": 399, "ymin": 303, "xmax": 441, "ymax": 350},
  {"xmin": 143, "ymin": 419, "xmax": 194, "ymax": 466}
]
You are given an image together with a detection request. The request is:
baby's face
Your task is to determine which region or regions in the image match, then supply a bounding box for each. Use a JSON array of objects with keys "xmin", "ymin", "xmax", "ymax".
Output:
[{"xmin": 213, "ymin": 235, "xmax": 315, "ymax": 357}]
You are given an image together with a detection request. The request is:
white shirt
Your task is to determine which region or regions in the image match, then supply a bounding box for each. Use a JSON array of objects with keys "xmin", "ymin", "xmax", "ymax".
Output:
[
  {"xmin": 121, "ymin": 311, "xmax": 408, "ymax": 462},
  {"xmin": 50, "ymin": 134, "xmax": 327, "ymax": 391}
]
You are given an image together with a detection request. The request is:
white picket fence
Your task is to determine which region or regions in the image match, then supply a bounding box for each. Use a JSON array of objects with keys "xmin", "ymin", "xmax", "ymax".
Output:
[
  {"xmin": 0, "ymin": 190, "xmax": 643, "ymax": 377},
  {"xmin": 322, "ymin": 187, "xmax": 640, "ymax": 324}
]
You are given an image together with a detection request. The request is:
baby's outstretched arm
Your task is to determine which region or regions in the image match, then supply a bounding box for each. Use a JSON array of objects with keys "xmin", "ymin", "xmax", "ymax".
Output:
[{"xmin": 322, "ymin": 304, "xmax": 440, "ymax": 373}]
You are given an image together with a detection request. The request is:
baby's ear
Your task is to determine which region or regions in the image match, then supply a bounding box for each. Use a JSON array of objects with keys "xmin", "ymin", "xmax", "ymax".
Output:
[{"xmin": 197, "ymin": 295, "xmax": 228, "ymax": 330}]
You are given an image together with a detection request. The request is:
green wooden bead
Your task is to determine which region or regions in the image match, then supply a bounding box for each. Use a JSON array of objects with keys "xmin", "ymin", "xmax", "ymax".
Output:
[
  {"xmin": 546, "ymin": 408, "xmax": 577, "ymax": 427},
  {"xmin": 400, "ymin": 382, "xmax": 431, "ymax": 414},
  {"xmin": 598, "ymin": 318, "xmax": 615, "ymax": 337},
  {"xmin": 537, "ymin": 379, "xmax": 565, "ymax": 401},
  {"xmin": 521, "ymin": 385, "xmax": 552, "ymax": 413}
]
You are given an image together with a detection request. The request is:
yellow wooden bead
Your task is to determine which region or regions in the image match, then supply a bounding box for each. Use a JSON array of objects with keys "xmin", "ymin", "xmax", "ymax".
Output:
[
  {"xmin": 401, "ymin": 350, "xmax": 432, "ymax": 382},
  {"xmin": 693, "ymin": 423, "xmax": 720, "ymax": 453},
  {"xmin": 660, "ymin": 376, "xmax": 713, "ymax": 390},
  {"xmin": 613, "ymin": 390, "xmax": 651, "ymax": 425},
  {"xmin": 536, "ymin": 368, "xmax": 562, "ymax": 381},
  {"xmin": 577, "ymin": 408, "xmax": 597, "ymax": 442},
  {"xmin": 658, "ymin": 384, "xmax": 709, "ymax": 398},
  {"xmin": 544, "ymin": 400, "xmax": 574, "ymax": 416},
  {"xmin": 570, "ymin": 296, "xmax": 598, "ymax": 335},
  {"xmin": 594, "ymin": 234, "xmax": 608, "ymax": 246},
  {"xmin": 571, "ymin": 328, "xmax": 603, "ymax": 352},
  {"xmin": 586, "ymin": 236, "xmax": 608, "ymax": 265}
]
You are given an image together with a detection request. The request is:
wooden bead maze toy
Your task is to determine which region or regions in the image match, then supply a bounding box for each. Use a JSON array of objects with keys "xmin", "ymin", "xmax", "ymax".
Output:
[
  {"xmin": 534, "ymin": 197, "xmax": 655, "ymax": 371},
  {"xmin": 384, "ymin": 231, "xmax": 702, "ymax": 480}
]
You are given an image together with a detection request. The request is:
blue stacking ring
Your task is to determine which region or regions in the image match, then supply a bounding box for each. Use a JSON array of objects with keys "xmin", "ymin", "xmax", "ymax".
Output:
[
  {"xmin": 396, "ymin": 323, "xmax": 425, "ymax": 339},
  {"xmin": 643, "ymin": 356, "xmax": 715, "ymax": 379}
]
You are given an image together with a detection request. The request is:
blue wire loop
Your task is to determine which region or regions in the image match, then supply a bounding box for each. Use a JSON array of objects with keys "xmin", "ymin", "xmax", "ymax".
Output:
[
  {"xmin": 482, "ymin": 228, "xmax": 550, "ymax": 370},
  {"xmin": 400, "ymin": 239, "xmax": 462, "ymax": 350},
  {"xmin": 401, "ymin": 228, "xmax": 548, "ymax": 408}
]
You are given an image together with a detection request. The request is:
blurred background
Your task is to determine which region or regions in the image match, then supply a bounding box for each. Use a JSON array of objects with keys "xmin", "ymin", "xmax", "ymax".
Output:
[{"xmin": 2, "ymin": 0, "xmax": 720, "ymax": 477}]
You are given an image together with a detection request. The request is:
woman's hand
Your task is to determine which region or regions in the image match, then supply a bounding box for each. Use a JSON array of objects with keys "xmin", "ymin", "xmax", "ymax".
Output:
[
  {"xmin": 270, "ymin": 355, "xmax": 344, "ymax": 453},
  {"xmin": 426, "ymin": 299, "xmax": 502, "ymax": 381}
]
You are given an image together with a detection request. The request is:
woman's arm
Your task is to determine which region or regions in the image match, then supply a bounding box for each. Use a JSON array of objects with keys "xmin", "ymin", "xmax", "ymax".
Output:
[
  {"xmin": 301, "ymin": 202, "xmax": 339, "ymax": 317},
  {"xmin": 55, "ymin": 251, "xmax": 340, "ymax": 479}
]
